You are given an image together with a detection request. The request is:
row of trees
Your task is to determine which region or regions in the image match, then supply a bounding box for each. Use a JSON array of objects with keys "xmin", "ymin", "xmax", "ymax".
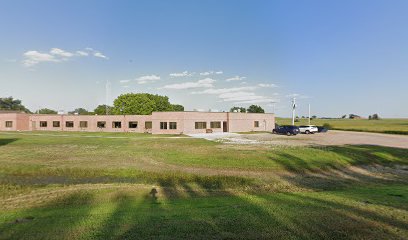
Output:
[
  {"xmin": 2, "ymin": 95, "xmax": 270, "ymax": 115},
  {"xmin": 0, "ymin": 94, "xmax": 185, "ymax": 115},
  {"xmin": 230, "ymin": 105, "xmax": 265, "ymax": 113},
  {"xmin": 341, "ymin": 114, "xmax": 380, "ymax": 120}
]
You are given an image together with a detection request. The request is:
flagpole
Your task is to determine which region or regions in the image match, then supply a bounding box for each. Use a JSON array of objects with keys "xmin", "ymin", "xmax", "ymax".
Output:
[{"xmin": 292, "ymin": 97, "xmax": 296, "ymax": 126}]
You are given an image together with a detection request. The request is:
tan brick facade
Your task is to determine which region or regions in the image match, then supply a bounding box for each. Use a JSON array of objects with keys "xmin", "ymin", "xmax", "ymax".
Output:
[{"xmin": 0, "ymin": 112, "xmax": 275, "ymax": 134}]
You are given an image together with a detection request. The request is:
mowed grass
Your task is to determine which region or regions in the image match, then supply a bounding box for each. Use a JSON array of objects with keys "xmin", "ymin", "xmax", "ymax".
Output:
[
  {"xmin": 1, "ymin": 185, "xmax": 407, "ymax": 239},
  {"xmin": 276, "ymin": 118, "xmax": 408, "ymax": 135},
  {"xmin": 1, "ymin": 131, "xmax": 408, "ymax": 239}
]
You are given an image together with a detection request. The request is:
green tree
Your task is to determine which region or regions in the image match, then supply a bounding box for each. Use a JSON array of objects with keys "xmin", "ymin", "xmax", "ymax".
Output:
[
  {"xmin": 371, "ymin": 113, "xmax": 380, "ymax": 120},
  {"xmin": 247, "ymin": 105, "xmax": 265, "ymax": 113},
  {"xmin": 94, "ymin": 105, "xmax": 112, "ymax": 115},
  {"xmin": 230, "ymin": 106, "xmax": 246, "ymax": 113},
  {"xmin": 0, "ymin": 97, "xmax": 31, "ymax": 113},
  {"xmin": 38, "ymin": 108, "xmax": 57, "ymax": 114},
  {"xmin": 171, "ymin": 104, "xmax": 184, "ymax": 111},
  {"xmin": 69, "ymin": 108, "xmax": 92, "ymax": 115},
  {"xmin": 147, "ymin": 94, "xmax": 172, "ymax": 112},
  {"xmin": 112, "ymin": 93, "xmax": 155, "ymax": 115}
]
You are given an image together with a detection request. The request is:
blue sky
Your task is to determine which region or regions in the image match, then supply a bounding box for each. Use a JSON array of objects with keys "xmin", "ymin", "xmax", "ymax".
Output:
[{"xmin": 0, "ymin": 0, "xmax": 407, "ymax": 117}]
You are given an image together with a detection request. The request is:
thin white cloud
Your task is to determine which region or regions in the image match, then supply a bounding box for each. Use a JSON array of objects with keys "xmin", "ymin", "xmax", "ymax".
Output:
[
  {"xmin": 76, "ymin": 51, "xmax": 89, "ymax": 56},
  {"xmin": 137, "ymin": 75, "xmax": 161, "ymax": 84},
  {"xmin": 226, "ymin": 76, "xmax": 246, "ymax": 82},
  {"xmin": 94, "ymin": 52, "xmax": 108, "ymax": 59},
  {"xmin": 191, "ymin": 86, "xmax": 257, "ymax": 95},
  {"xmin": 286, "ymin": 93, "xmax": 310, "ymax": 99},
  {"xmin": 22, "ymin": 47, "xmax": 108, "ymax": 67},
  {"xmin": 258, "ymin": 83, "xmax": 277, "ymax": 88},
  {"xmin": 217, "ymin": 91, "xmax": 277, "ymax": 104},
  {"xmin": 22, "ymin": 51, "xmax": 59, "ymax": 67},
  {"xmin": 119, "ymin": 79, "xmax": 131, "ymax": 83},
  {"xmin": 50, "ymin": 48, "xmax": 74, "ymax": 57},
  {"xmin": 200, "ymin": 70, "xmax": 223, "ymax": 76},
  {"xmin": 169, "ymin": 71, "xmax": 194, "ymax": 77},
  {"xmin": 162, "ymin": 78, "xmax": 216, "ymax": 89}
]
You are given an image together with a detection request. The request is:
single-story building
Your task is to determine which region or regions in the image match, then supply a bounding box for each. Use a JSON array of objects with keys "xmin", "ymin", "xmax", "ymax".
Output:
[{"xmin": 0, "ymin": 111, "xmax": 275, "ymax": 134}]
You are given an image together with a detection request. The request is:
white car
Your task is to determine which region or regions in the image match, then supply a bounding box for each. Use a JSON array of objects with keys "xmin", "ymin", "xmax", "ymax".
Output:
[{"xmin": 298, "ymin": 125, "xmax": 318, "ymax": 134}]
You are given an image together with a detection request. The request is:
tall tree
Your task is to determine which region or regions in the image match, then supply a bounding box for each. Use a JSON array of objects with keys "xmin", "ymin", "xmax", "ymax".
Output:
[
  {"xmin": 69, "ymin": 108, "xmax": 92, "ymax": 115},
  {"xmin": 230, "ymin": 106, "xmax": 246, "ymax": 113},
  {"xmin": 146, "ymin": 94, "xmax": 172, "ymax": 112},
  {"xmin": 38, "ymin": 108, "xmax": 57, "ymax": 114},
  {"xmin": 94, "ymin": 105, "xmax": 112, "ymax": 115},
  {"xmin": 247, "ymin": 105, "xmax": 265, "ymax": 113},
  {"xmin": 0, "ymin": 97, "xmax": 31, "ymax": 113},
  {"xmin": 112, "ymin": 93, "xmax": 155, "ymax": 115},
  {"xmin": 171, "ymin": 104, "xmax": 184, "ymax": 111}
]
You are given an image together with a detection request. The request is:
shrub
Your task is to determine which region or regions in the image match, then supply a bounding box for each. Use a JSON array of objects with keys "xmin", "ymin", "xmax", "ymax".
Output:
[{"xmin": 322, "ymin": 123, "xmax": 333, "ymax": 129}]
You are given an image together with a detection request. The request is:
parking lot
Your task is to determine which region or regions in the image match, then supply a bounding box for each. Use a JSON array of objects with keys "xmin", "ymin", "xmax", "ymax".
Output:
[{"xmin": 195, "ymin": 130, "xmax": 408, "ymax": 149}]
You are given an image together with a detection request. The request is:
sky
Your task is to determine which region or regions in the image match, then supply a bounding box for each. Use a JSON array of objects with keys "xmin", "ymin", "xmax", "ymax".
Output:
[{"xmin": 0, "ymin": 0, "xmax": 407, "ymax": 118}]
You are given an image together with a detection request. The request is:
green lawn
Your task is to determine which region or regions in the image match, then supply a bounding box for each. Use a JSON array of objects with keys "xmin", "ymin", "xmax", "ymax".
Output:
[
  {"xmin": 1, "ymin": 131, "xmax": 407, "ymax": 239},
  {"xmin": 276, "ymin": 118, "xmax": 408, "ymax": 135}
]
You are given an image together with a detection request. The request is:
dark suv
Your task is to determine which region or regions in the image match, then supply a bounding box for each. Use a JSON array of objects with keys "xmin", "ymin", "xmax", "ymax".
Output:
[{"xmin": 273, "ymin": 125, "xmax": 300, "ymax": 136}]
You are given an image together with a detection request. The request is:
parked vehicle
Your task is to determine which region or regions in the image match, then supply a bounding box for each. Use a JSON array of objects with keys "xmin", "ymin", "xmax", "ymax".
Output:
[
  {"xmin": 273, "ymin": 125, "xmax": 300, "ymax": 136},
  {"xmin": 298, "ymin": 125, "xmax": 318, "ymax": 134},
  {"xmin": 317, "ymin": 126, "xmax": 329, "ymax": 133}
]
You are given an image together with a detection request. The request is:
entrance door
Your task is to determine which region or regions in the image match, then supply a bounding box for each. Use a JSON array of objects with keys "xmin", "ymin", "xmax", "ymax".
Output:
[
  {"xmin": 222, "ymin": 121, "xmax": 228, "ymax": 132},
  {"xmin": 32, "ymin": 121, "xmax": 36, "ymax": 130}
]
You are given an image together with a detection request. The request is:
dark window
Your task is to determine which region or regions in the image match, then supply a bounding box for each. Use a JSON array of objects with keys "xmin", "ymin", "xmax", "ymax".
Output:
[
  {"xmin": 160, "ymin": 122, "xmax": 167, "ymax": 129},
  {"xmin": 254, "ymin": 121, "xmax": 259, "ymax": 127},
  {"xmin": 128, "ymin": 121, "xmax": 138, "ymax": 128},
  {"xmin": 80, "ymin": 121, "xmax": 88, "ymax": 128},
  {"xmin": 113, "ymin": 121, "xmax": 122, "ymax": 128},
  {"xmin": 5, "ymin": 121, "xmax": 13, "ymax": 128},
  {"xmin": 53, "ymin": 121, "xmax": 60, "ymax": 127},
  {"xmin": 169, "ymin": 122, "xmax": 177, "ymax": 129},
  {"xmin": 145, "ymin": 121, "xmax": 152, "ymax": 129},
  {"xmin": 65, "ymin": 121, "xmax": 74, "ymax": 128},
  {"xmin": 195, "ymin": 122, "xmax": 207, "ymax": 129},
  {"xmin": 210, "ymin": 121, "xmax": 221, "ymax": 128},
  {"xmin": 97, "ymin": 121, "xmax": 106, "ymax": 128},
  {"xmin": 40, "ymin": 121, "xmax": 47, "ymax": 127}
]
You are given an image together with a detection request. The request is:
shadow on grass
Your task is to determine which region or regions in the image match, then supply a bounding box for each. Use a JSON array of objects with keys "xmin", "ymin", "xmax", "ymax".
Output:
[
  {"xmin": 270, "ymin": 144, "xmax": 408, "ymax": 191},
  {"xmin": 2, "ymin": 184, "xmax": 406, "ymax": 239},
  {"xmin": 0, "ymin": 138, "xmax": 18, "ymax": 146}
]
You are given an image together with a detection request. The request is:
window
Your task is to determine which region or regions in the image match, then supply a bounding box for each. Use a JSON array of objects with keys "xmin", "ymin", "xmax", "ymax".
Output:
[
  {"xmin": 169, "ymin": 122, "xmax": 177, "ymax": 129},
  {"xmin": 195, "ymin": 122, "xmax": 207, "ymax": 129},
  {"xmin": 112, "ymin": 121, "xmax": 122, "ymax": 128},
  {"xmin": 254, "ymin": 121, "xmax": 260, "ymax": 128},
  {"xmin": 80, "ymin": 121, "xmax": 88, "ymax": 128},
  {"xmin": 97, "ymin": 121, "xmax": 106, "ymax": 128},
  {"xmin": 40, "ymin": 121, "xmax": 47, "ymax": 127},
  {"xmin": 145, "ymin": 121, "xmax": 152, "ymax": 129},
  {"xmin": 5, "ymin": 121, "xmax": 13, "ymax": 128},
  {"xmin": 160, "ymin": 122, "xmax": 167, "ymax": 129},
  {"xmin": 128, "ymin": 121, "xmax": 138, "ymax": 128},
  {"xmin": 53, "ymin": 121, "xmax": 60, "ymax": 127},
  {"xmin": 65, "ymin": 121, "xmax": 74, "ymax": 128},
  {"xmin": 210, "ymin": 121, "xmax": 221, "ymax": 128}
]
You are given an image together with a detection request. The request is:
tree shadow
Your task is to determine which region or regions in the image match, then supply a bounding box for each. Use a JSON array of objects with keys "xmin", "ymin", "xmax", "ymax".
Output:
[
  {"xmin": 0, "ymin": 191, "xmax": 95, "ymax": 239},
  {"xmin": 0, "ymin": 138, "xmax": 18, "ymax": 147}
]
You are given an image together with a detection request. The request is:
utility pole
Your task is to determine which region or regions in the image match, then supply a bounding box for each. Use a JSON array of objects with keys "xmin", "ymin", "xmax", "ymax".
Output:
[
  {"xmin": 270, "ymin": 101, "xmax": 276, "ymax": 114},
  {"xmin": 291, "ymin": 97, "xmax": 296, "ymax": 126},
  {"xmin": 105, "ymin": 80, "xmax": 111, "ymax": 115},
  {"xmin": 308, "ymin": 103, "xmax": 311, "ymax": 125}
]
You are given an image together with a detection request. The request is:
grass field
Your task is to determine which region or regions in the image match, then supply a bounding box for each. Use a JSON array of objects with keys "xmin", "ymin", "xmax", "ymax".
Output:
[
  {"xmin": 1, "ymin": 131, "xmax": 407, "ymax": 239},
  {"xmin": 276, "ymin": 118, "xmax": 408, "ymax": 135}
]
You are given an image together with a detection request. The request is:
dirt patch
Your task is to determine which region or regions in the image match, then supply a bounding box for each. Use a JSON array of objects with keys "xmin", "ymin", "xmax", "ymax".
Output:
[{"xmin": 237, "ymin": 130, "xmax": 408, "ymax": 149}]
